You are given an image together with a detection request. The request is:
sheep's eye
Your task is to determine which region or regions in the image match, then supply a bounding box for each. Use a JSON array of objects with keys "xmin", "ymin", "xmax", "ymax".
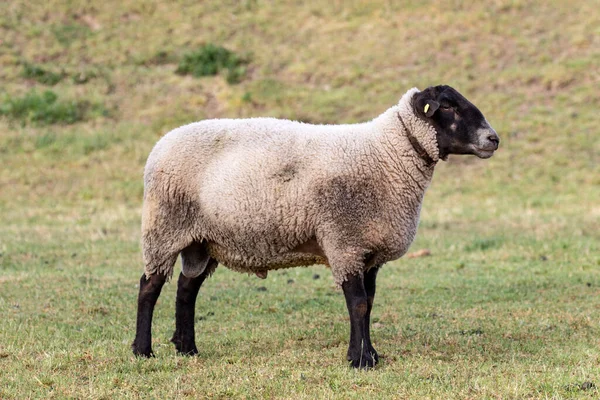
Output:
[{"xmin": 440, "ymin": 106, "xmax": 453, "ymax": 111}]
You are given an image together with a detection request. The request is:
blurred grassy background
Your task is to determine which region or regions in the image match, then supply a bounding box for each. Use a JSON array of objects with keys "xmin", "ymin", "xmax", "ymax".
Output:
[{"xmin": 0, "ymin": 0, "xmax": 599, "ymax": 398}]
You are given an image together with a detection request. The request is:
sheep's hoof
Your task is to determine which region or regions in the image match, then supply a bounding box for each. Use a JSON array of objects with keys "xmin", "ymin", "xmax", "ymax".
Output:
[
  {"xmin": 347, "ymin": 351, "xmax": 377, "ymax": 369},
  {"xmin": 176, "ymin": 346, "xmax": 199, "ymax": 356},
  {"xmin": 132, "ymin": 343, "xmax": 155, "ymax": 358},
  {"xmin": 171, "ymin": 335, "xmax": 199, "ymax": 356}
]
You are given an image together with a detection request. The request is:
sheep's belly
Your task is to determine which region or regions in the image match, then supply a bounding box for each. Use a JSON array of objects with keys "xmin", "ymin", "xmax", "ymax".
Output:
[{"xmin": 206, "ymin": 242, "xmax": 327, "ymax": 274}]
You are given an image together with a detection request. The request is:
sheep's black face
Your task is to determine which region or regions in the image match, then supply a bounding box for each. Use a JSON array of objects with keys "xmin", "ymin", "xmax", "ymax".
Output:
[{"xmin": 412, "ymin": 85, "xmax": 499, "ymax": 160}]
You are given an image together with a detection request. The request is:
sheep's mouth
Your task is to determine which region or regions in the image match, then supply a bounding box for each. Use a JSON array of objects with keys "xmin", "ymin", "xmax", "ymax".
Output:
[{"xmin": 472, "ymin": 146, "xmax": 497, "ymax": 159}]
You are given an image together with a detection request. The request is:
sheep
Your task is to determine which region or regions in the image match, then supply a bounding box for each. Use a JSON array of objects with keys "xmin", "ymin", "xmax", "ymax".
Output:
[{"xmin": 132, "ymin": 85, "xmax": 500, "ymax": 368}]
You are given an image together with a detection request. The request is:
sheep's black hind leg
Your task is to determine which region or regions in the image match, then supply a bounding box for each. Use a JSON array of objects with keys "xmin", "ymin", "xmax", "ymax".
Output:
[
  {"xmin": 132, "ymin": 273, "xmax": 167, "ymax": 357},
  {"xmin": 171, "ymin": 271, "xmax": 208, "ymax": 355},
  {"xmin": 342, "ymin": 273, "xmax": 375, "ymax": 369},
  {"xmin": 364, "ymin": 265, "xmax": 381, "ymax": 364},
  {"xmin": 171, "ymin": 243, "xmax": 217, "ymax": 355}
]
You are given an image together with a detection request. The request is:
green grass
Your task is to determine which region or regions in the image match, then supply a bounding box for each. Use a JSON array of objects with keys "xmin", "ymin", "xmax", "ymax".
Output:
[
  {"xmin": 0, "ymin": 0, "xmax": 599, "ymax": 398},
  {"xmin": 176, "ymin": 43, "xmax": 249, "ymax": 84},
  {"xmin": 21, "ymin": 62, "xmax": 64, "ymax": 86},
  {"xmin": 0, "ymin": 90, "xmax": 105, "ymax": 126}
]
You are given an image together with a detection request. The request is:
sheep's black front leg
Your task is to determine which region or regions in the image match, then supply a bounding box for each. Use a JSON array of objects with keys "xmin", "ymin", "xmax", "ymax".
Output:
[
  {"xmin": 132, "ymin": 273, "xmax": 167, "ymax": 357},
  {"xmin": 342, "ymin": 273, "xmax": 375, "ymax": 369},
  {"xmin": 171, "ymin": 270, "xmax": 210, "ymax": 355},
  {"xmin": 364, "ymin": 265, "xmax": 380, "ymax": 364}
]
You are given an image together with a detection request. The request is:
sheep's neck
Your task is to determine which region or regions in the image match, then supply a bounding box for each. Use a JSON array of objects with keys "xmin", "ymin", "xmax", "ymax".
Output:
[{"xmin": 397, "ymin": 113, "xmax": 436, "ymax": 167}]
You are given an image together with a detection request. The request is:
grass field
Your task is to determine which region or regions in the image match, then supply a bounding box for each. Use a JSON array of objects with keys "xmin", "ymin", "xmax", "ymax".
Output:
[{"xmin": 0, "ymin": 0, "xmax": 599, "ymax": 398}]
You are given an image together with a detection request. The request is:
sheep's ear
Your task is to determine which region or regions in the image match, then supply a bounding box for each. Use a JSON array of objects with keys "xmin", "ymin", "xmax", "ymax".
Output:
[
  {"xmin": 424, "ymin": 100, "xmax": 439, "ymax": 117},
  {"xmin": 414, "ymin": 89, "xmax": 440, "ymax": 118}
]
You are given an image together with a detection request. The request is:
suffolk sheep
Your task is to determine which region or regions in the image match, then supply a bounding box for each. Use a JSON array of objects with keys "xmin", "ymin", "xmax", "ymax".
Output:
[{"xmin": 132, "ymin": 85, "xmax": 500, "ymax": 368}]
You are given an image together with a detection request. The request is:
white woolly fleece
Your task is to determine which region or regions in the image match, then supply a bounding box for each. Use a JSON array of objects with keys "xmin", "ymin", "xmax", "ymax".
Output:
[{"xmin": 142, "ymin": 88, "xmax": 440, "ymax": 287}]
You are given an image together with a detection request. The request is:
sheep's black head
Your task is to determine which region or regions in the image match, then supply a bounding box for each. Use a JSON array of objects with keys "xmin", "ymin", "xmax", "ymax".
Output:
[{"xmin": 412, "ymin": 85, "xmax": 499, "ymax": 160}]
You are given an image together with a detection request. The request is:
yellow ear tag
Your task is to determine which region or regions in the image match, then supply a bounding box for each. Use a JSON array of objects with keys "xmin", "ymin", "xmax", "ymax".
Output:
[{"xmin": 424, "ymin": 104, "xmax": 430, "ymax": 114}]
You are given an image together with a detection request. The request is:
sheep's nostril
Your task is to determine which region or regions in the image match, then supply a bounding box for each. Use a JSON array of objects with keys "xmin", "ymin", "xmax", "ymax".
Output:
[{"xmin": 488, "ymin": 134, "xmax": 500, "ymax": 146}]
